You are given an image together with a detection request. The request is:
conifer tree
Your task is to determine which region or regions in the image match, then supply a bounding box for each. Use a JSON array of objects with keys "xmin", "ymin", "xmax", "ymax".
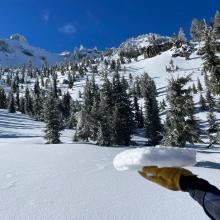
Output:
[
  {"xmin": 202, "ymin": 29, "xmax": 220, "ymax": 95},
  {"xmin": 197, "ymin": 78, "xmax": 203, "ymax": 91},
  {"xmin": 207, "ymin": 111, "xmax": 219, "ymax": 144},
  {"xmin": 16, "ymin": 89, "xmax": 20, "ymax": 111},
  {"xmin": 44, "ymin": 91, "xmax": 63, "ymax": 144},
  {"xmin": 214, "ymin": 11, "xmax": 220, "ymax": 38},
  {"xmin": 8, "ymin": 91, "xmax": 16, "ymax": 113},
  {"xmin": 177, "ymin": 27, "xmax": 186, "ymax": 42},
  {"xmin": 24, "ymin": 87, "xmax": 33, "ymax": 115},
  {"xmin": 62, "ymin": 91, "xmax": 72, "ymax": 119},
  {"xmin": 0, "ymin": 87, "xmax": 7, "ymax": 109},
  {"xmin": 202, "ymin": 29, "xmax": 218, "ymax": 72},
  {"xmin": 19, "ymin": 97, "xmax": 25, "ymax": 114},
  {"xmin": 190, "ymin": 18, "xmax": 200, "ymax": 41},
  {"xmin": 206, "ymin": 88, "xmax": 215, "ymax": 111},
  {"xmin": 141, "ymin": 73, "xmax": 162, "ymax": 145},
  {"xmin": 111, "ymin": 72, "xmax": 134, "ymax": 145},
  {"xmin": 192, "ymin": 83, "xmax": 197, "ymax": 94},
  {"xmin": 33, "ymin": 92, "xmax": 44, "ymax": 121},
  {"xmin": 163, "ymin": 76, "xmax": 199, "ymax": 147},
  {"xmin": 34, "ymin": 78, "xmax": 40, "ymax": 97},
  {"xmin": 133, "ymin": 93, "xmax": 144, "ymax": 128},
  {"xmin": 97, "ymin": 75, "xmax": 113, "ymax": 146},
  {"xmin": 199, "ymin": 94, "xmax": 207, "ymax": 111}
]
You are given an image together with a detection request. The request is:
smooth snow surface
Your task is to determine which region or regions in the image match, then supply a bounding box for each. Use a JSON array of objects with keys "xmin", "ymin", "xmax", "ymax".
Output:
[
  {"xmin": 0, "ymin": 110, "xmax": 220, "ymax": 220},
  {"xmin": 113, "ymin": 147, "xmax": 197, "ymax": 171}
]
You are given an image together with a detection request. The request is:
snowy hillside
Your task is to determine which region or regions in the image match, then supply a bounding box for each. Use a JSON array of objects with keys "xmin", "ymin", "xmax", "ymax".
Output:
[
  {"xmin": 0, "ymin": 28, "xmax": 220, "ymax": 220},
  {"xmin": 0, "ymin": 109, "xmax": 219, "ymax": 220},
  {"xmin": 0, "ymin": 34, "xmax": 66, "ymax": 67},
  {"xmin": 0, "ymin": 34, "xmax": 103, "ymax": 68}
]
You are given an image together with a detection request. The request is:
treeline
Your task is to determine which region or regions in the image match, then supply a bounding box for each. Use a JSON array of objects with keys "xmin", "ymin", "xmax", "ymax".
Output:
[{"xmin": 74, "ymin": 72, "xmax": 161, "ymax": 146}]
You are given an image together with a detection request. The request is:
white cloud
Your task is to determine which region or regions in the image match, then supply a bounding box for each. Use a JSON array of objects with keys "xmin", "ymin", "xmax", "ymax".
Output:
[
  {"xmin": 41, "ymin": 11, "xmax": 50, "ymax": 23},
  {"xmin": 58, "ymin": 24, "xmax": 77, "ymax": 35}
]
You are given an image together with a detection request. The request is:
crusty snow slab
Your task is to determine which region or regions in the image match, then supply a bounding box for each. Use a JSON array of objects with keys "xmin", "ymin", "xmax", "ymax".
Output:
[{"xmin": 113, "ymin": 146, "xmax": 197, "ymax": 171}]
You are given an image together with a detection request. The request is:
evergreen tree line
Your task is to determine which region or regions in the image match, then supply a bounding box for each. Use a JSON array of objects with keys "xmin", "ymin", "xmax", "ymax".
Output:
[{"xmin": 74, "ymin": 72, "xmax": 162, "ymax": 146}]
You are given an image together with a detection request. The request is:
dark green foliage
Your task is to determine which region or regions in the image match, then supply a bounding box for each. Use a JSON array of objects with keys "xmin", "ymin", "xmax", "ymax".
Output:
[
  {"xmin": 111, "ymin": 72, "xmax": 134, "ymax": 145},
  {"xmin": 19, "ymin": 97, "xmax": 25, "ymax": 114},
  {"xmin": 133, "ymin": 94, "xmax": 144, "ymax": 128},
  {"xmin": 8, "ymin": 91, "xmax": 16, "ymax": 113},
  {"xmin": 24, "ymin": 87, "xmax": 33, "ymax": 115},
  {"xmin": 0, "ymin": 87, "xmax": 7, "ymax": 109},
  {"xmin": 140, "ymin": 73, "xmax": 162, "ymax": 145},
  {"xmin": 197, "ymin": 78, "xmax": 203, "ymax": 91},
  {"xmin": 206, "ymin": 89, "xmax": 215, "ymax": 111},
  {"xmin": 16, "ymin": 89, "xmax": 20, "ymax": 111},
  {"xmin": 61, "ymin": 91, "xmax": 72, "ymax": 119},
  {"xmin": 192, "ymin": 83, "xmax": 197, "ymax": 94},
  {"xmin": 202, "ymin": 29, "xmax": 220, "ymax": 95},
  {"xmin": 199, "ymin": 94, "xmax": 207, "ymax": 111},
  {"xmin": 44, "ymin": 92, "xmax": 63, "ymax": 144},
  {"xmin": 34, "ymin": 78, "xmax": 40, "ymax": 97},
  {"xmin": 207, "ymin": 111, "xmax": 219, "ymax": 144},
  {"xmin": 163, "ymin": 76, "xmax": 200, "ymax": 147}
]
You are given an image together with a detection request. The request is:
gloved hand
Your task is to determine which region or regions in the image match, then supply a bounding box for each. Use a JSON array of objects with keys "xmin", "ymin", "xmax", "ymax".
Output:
[{"xmin": 138, "ymin": 166, "xmax": 194, "ymax": 191}]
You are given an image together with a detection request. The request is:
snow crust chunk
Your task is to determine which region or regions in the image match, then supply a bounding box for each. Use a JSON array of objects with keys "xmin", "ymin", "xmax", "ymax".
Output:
[{"xmin": 113, "ymin": 146, "xmax": 197, "ymax": 171}]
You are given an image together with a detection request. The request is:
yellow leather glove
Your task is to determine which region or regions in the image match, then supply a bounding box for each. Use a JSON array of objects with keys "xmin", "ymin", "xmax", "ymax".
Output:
[{"xmin": 138, "ymin": 166, "xmax": 193, "ymax": 191}]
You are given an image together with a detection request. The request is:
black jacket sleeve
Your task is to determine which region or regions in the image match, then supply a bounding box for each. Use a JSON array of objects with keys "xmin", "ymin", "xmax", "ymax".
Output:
[{"xmin": 180, "ymin": 175, "xmax": 220, "ymax": 220}]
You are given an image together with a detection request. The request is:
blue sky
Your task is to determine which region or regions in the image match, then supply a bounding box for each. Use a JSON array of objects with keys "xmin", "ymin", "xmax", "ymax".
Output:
[{"xmin": 0, "ymin": 0, "xmax": 219, "ymax": 52}]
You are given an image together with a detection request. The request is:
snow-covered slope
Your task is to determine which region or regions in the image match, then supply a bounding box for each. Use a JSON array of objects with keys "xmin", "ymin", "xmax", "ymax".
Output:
[
  {"xmin": 0, "ymin": 34, "xmax": 65, "ymax": 67},
  {"xmin": 119, "ymin": 33, "xmax": 171, "ymax": 49},
  {"xmin": 0, "ymin": 109, "xmax": 219, "ymax": 220},
  {"xmin": 0, "ymin": 34, "xmax": 103, "ymax": 68}
]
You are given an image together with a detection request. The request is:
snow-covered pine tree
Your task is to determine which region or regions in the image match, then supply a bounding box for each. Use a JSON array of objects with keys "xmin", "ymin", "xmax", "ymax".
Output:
[
  {"xmin": 140, "ymin": 73, "xmax": 162, "ymax": 145},
  {"xmin": 75, "ymin": 77, "xmax": 94, "ymax": 141},
  {"xmin": 206, "ymin": 88, "xmax": 215, "ymax": 111},
  {"xmin": 207, "ymin": 111, "xmax": 219, "ymax": 144},
  {"xmin": 44, "ymin": 91, "xmax": 63, "ymax": 144},
  {"xmin": 190, "ymin": 18, "xmax": 200, "ymax": 42},
  {"xmin": 202, "ymin": 29, "xmax": 220, "ymax": 95},
  {"xmin": 177, "ymin": 27, "xmax": 186, "ymax": 42},
  {"xmin": 97, "ymin": 74, "xmax": 113, "ymax": 146},
  {"xmin": 163, "ymin": 75, "xmax": 199, "ymax": 147},
  {"xmin": 214, "ymin": 11, "xmax": 220, "ymax": 38}
]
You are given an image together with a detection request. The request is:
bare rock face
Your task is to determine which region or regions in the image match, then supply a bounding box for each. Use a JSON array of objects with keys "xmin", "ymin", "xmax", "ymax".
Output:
[
  {"xmin": 10, "ymin": 33, "xmax": 28, "ymax": 44},
  {"xmin": 0, "ymin": 40, "xmax": 13, "ymax": 53},
  {"xmin": 144, "ymin": 42, "xmax": 173, "ymax": 58}
]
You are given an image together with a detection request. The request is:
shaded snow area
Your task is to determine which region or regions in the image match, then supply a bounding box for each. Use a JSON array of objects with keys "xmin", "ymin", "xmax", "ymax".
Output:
[
  {"xmin": 0, "ymin": 110, "xmax": 220, "ymax": 220},
  {"xmin": 113, "ymin": 147, "xmax": 197, "ymax": 171}
]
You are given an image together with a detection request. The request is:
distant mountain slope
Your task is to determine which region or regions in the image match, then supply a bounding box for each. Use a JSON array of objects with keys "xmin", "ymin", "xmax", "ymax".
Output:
[
  {"xmin": 0, "ymin": 34, "xmax": 103, "ymax": 68},
  {"xmin": 0, "ymin": 34, "xmax": 65, "ymax": 67}
]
